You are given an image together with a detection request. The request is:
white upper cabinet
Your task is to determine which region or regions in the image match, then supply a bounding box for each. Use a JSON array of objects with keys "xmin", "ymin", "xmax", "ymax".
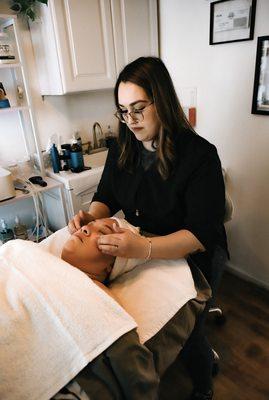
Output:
[
  {"xmin": 111, "ymin": 0, "xmax": 159, "ymax": 73},
  {"xmin": 30, "ymin": 0, "xmax": 117, "ymax": 94},
  {"xmin": 30, "ymin": 0, "xmax": 159, "ymax": 95}
]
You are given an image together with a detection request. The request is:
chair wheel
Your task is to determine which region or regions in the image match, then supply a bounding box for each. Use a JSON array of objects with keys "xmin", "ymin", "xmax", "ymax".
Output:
[{"xmin": 214, "ymin": 314, "xmax": 226, "ymax": 326}]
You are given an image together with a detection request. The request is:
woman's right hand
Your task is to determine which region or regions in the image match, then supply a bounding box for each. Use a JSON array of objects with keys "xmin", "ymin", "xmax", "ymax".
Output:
[{"xmin": 68, "ymin": 210, "xmax": 95, "ymax": 234}]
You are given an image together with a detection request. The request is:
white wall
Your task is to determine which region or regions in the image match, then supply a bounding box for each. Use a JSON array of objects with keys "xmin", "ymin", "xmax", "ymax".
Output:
[
  {"xmin": 0, "ymin": 1, "xmax": 117, "ymax": 167},
  {"xmin": 160, "ymin": 0, "xmax": 269, "ymax": 288}
]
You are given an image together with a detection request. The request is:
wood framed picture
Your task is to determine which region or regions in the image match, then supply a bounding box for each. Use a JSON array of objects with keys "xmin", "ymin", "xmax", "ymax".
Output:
[
  {"xmin": 252, "ymin": 36, "xmax": 269, "ymax": 115},
  {"xmin": 209, "ymin": 0, "xmax": 256, "ymax": 45}
]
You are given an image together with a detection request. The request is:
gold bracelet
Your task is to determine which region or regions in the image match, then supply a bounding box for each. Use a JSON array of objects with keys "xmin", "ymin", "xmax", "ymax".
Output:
[{"xmin": 145, "ymin": 237, "xmax": 152, "ymax": 260}]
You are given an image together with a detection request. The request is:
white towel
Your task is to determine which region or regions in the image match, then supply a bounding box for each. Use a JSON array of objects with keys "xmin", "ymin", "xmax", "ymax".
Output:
[
  {"xmin": 40, "ymin": 221, "xmax": 198, "ymax": 344},
  {"xmin": 109, "ymin": 258, "xmax": 197, "ymax": 343},
  {"xmin": 0, "ymin": 240, "xmax": 137, "ymax": 400}
]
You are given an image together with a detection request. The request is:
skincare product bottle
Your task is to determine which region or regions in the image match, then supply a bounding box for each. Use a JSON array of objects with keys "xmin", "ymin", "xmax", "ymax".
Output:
[
  {"xmin": 74, "ymin": 131, "xmax": 82, "ymax": 148},
  {"xmin": 50, "ymin": 143, "xmax": 61, "ymax": 173},
  {"xmin": 27, "ymin": 216, "xmax": 46, "ymax": 242},
  {"xmin": 61, "ymin": 143, "xmax": 72, "ymax": 170},
  {"xmin": 70, "ymin": 139, "xmax": 84, "ymax": 173},
  {"xmin": 105, "ymin": 125, "xmax": 115, "ymax": 148},
  {"xmin": 0, "ymin": 219, "xmax": 14, "ymax": 243},
  {"xmin": 13, "ymin": 216, "xmax": 28, "ymax": 240}
]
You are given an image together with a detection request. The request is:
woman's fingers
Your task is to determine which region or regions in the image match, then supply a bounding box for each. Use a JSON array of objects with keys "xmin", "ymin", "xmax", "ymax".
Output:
[
  {"xmin": 68, "ymin": 220, "xmax": 77, "ymax": 234},
  {"xmin": 98, "ymin": 229, "xmax": 149, "ymax": 259},
  {"xmin": 98, "ymin": 234, "xmax": 121, "ymax": 248},
  {"xmin": 98, "ymin": 242, "xmax": 121, "ymax": 256},
  {"xmin": 97, "ymin": 234, "xmax": 122, "ymax": 255},
  {"xmin": 93, "ymin": 220, "xmax": 114, "ymax": 235},
  {"xmin": 79, "ymin": 210, "xmax": 94, "ymax": 225},
  {"xmin": 68, "ymin": 210, "xmax": 93, "ymax": 234},
  {"xmin": 98, "ymin": 244, "xmax": 120, "ymax": 255},
  {"xmin": 73, "ymin": 213, "xmax": 84, "ymax": 230}
]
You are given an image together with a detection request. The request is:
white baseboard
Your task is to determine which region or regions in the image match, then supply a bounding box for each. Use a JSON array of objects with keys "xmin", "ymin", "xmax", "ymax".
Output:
[{"xmin": 226, "ymin": 263, "xmax": 269, "ymax": 291}]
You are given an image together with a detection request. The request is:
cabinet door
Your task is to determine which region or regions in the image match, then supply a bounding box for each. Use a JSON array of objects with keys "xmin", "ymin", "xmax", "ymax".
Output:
[
  {"xmin": 31, "ymin": 0, "xmax": 117, "ymax": 94},
  {"xmin": 111, "ymin": 0, "xmax": 159, "ymax": 74},
  {"xmin": 69, "ymin": 186, "xmax": 98, "ymax": 218}
]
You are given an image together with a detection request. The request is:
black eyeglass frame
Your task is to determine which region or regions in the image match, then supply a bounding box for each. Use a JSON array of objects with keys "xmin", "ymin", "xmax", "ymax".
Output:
[{"xmin": 114, "ymin": 101, "xmax": 154, "ymax": 123}]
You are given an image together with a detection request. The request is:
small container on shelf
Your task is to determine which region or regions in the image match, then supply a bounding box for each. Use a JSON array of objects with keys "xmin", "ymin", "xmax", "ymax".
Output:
[
  {"xmin": 0, "ymin": 219, "xmax": 14, "ymax": 243},
  {"xmin": 0, "ymin": 29, "xmax": 16, "ymax": 63},
  {"xmin": 0, "ymin": 167, "xmax": 15, "ymax": 200},
  {"xmin": 13, "ymin": 216, "xmax": 28, "ymax": 240},
  {"xmin": 0, "ymin": 82, "xmax": 10, "ymax": 108}
]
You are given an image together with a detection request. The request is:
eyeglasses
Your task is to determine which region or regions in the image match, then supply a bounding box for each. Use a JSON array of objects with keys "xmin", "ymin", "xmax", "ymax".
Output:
[{"xmin": 114, "ymin": 101, "xmax": 153, "ymax": 124}]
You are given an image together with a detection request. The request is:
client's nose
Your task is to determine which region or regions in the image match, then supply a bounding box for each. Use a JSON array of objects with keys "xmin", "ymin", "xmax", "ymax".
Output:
[{"xmin": 81, "ymin": 225, "xmax": 91, "ymax": 235}]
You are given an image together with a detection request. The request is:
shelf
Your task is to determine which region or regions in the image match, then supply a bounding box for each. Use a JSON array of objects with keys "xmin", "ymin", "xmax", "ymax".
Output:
[
  {"xmin": 0, "ymin": 13, "xmax": 45, "ymax": 176},
  {"xmin": 0, "ymin": 62, "xmax": 21, "ymax": 69},
  {"xmin": 0, "ymin": 106, "xmax": 29, "ymax": 114},
  {"xmin": 0, "ymin": 14, "xmax": 16, "ymax": 28},
  {"xmin": 0, "ymin": 177, "xmax": 64, "ymax": 206}
]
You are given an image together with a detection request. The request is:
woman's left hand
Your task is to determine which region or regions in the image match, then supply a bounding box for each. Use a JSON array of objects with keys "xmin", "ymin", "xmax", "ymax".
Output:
[{"xmin": 97, "ymin": 223, "xmax": 149, "ymax": 259}]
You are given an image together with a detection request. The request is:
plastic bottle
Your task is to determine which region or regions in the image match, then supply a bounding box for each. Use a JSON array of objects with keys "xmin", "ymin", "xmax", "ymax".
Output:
[
  {"xmin": 27, "ymin": 216, "xmax": 46, "ymax": 242},
  {"xmin": 61, "ymin": 143, "xmax": 72, "ymax": 170},
  {"xmin": 0, "ymin": 219, "xmax": 14, "ymax": 243},
  {"xmin": 105, "ymin": 125, "xmax": 115, "ymax": 148},
  {"xmin": 50, "ymin": 143, "xmax": 61, "ymax": 173},
  {"xmin": 13, "ymin": 216, "xmax": 28, "ymax": 240},
  {"xmin": 70, "ymin": 139, "xmax": 84, "ymax": 173},
  {"xmin": 74, "ymin": 131, "xmax": 82, "ymax": 148}
]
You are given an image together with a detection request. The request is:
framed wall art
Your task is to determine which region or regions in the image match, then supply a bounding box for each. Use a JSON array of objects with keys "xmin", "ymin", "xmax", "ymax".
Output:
[
  {"xmin": 252, "ymin": 36, "xmax": 269, "ymax": 115},
  {"xmin": 209, "ymin": 0, "xmax": 256, "ymax": 45}
]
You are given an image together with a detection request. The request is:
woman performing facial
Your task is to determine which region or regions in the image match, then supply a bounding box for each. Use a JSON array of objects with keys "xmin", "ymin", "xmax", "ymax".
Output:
[{"xmin": 68, "ymin": 57, "xmax": 228, "ymax": 400}]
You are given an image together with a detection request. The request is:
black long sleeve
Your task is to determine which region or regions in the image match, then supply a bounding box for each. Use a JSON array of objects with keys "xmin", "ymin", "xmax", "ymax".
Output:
[{"xmin": 92, "ymin": 131, "xmax": 228, "ymax": 282}]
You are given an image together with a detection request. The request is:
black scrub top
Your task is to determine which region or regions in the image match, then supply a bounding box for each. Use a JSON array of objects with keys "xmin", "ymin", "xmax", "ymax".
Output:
[{"xmin": 92, "ymin": 129, "xmax": 228, "ymax": 283}]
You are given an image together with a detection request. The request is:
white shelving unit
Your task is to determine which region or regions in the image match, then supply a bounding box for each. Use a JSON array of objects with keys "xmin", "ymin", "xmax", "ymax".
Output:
[
  {"xmin": 0, "ymin": 13, "xmax": 44, "ymax": 175},
  {"xmin": 0, "ymin": 175, "xmax": 68, "ymax": 233},
  {"xmin": 0, "ymin": 106, "xmax": 29, "ymax": 113},
  {"xmin": 0, "ymin": 63, "xmax": 21, "ymax": 69},
  {"xmin": 0, "ymin": 14, "xmax": 68, "ymax": 232}
]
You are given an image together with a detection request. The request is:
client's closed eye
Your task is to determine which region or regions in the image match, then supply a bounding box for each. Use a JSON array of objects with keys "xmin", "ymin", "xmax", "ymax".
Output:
[{"xmin": 99, "ymin": 225, "xmax": 113, "ymax": 234}]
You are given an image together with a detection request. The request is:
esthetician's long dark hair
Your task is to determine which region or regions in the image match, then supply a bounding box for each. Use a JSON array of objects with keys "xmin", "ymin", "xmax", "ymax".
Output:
[{"xmin": 114, "ymin": 56, "xmax": 194, "ymax": 180}]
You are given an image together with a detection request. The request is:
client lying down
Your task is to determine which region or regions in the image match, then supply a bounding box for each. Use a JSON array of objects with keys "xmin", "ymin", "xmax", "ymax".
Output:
[
  {"xmin": 0, "ymin": 217, "xmax": 210, "ymax": 400},
  {"xmin": 61, "ymin": 218, "xmax": 120, "ymax": 300},
  {"xmin": 58, "ymin": 217, "xmax": 210, "ymax": 398},
  {"xmin": 0, "ymin": 220, "xmax": 160, "ymax": 400}
]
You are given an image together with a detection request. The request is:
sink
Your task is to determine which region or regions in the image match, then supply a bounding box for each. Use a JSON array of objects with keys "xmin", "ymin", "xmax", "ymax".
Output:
[
  {"xmin": 88, "ymin": 147, "xmax": 108, "ymax": 155},
  {"xmin": 83, "ymin": 149, "xmax": 108, "ymax": 169}
]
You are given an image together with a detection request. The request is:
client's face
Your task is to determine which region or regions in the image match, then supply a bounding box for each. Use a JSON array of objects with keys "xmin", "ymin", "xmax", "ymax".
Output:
[{"xmin": 61, "ymin": 218, "xmax": 116, "ymax": 282}]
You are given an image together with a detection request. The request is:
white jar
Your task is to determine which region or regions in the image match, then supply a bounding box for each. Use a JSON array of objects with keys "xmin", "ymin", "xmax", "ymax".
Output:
[{"xmin": 0, "ymin": 30, "xmax": 15, "ymax": 61}]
